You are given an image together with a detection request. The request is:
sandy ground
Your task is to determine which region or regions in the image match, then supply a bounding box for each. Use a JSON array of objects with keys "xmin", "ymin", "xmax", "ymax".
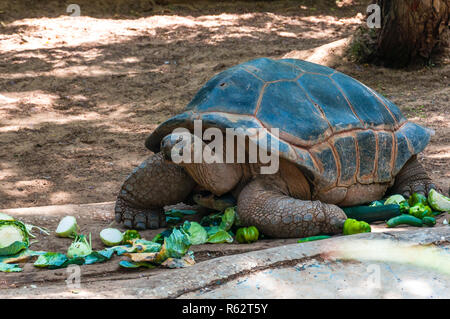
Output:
[{"xmin": 0, "ymin": 0, "xmax": 449, "ymax": 296}]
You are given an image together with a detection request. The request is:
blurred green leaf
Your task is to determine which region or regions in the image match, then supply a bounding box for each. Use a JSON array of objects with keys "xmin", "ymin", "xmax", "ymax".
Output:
[
  {"xmin": 0, "ymin": 262, "xmax": 22, "ymax": 272},
  {"xmin": 206, "ymin": 230, "xmax": 233, "ymax": 244},
  {"xmin": 182, "ymin": 221, "xmax": 207, "ymax": 245},
  {"xmin": 155, "ymin": 228, "xmax": 191, "ymax": 264}
]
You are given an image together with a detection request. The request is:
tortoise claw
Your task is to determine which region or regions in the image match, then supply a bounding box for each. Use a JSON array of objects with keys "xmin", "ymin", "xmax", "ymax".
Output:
[
  {"xmin": 123, "ymin": 219, "xmax": 133, "ymax": 229},
  {"xmin": 114, "ymin": 197, "xmax": 165, "ymax": 230}
]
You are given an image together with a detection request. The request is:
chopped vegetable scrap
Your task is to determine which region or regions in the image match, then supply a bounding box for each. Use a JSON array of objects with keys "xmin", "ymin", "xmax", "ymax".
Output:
[
  {"xmin": 297, "ymin": 235, "xmax": 331, "ymax": 243},
  {"xmin": 67, "ymin": 234, "xmax": 93, "ymax": 259},
  {"xmin": 0, "ymin": 220, "xmax": 29, "ymax": 256},
  {"xmin": 428, "ymin": 189, "xmax": 450, "ymax": 212},
  {"xmin": 122, "ymin": 229, "xmax": 141, "ymax": 244},
  {"xmin": 342, "ymin": 218, "xmax": 371, "ymax": 235},
  {"xmin": 165, "ymin": 209, "xmax": 198, "ymax": 225},
  {"xmin": 100, "ymin": 228, "xmax": 123, "ymax": 246},
  {"xmin": 55, "ymin": 216, "xmax": 79, "ymax": 238}
]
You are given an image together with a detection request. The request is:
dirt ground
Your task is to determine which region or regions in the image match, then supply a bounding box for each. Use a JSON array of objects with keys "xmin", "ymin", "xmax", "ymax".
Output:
[{"xmin": 0, "ymin": 0, "xmax": 449, "ymax": 295}]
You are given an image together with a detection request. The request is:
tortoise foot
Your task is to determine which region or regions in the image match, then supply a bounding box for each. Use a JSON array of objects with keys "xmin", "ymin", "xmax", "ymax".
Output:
[
  {"xmin": 114, "ymin": 197, "xmax": 166, "ymax": 230},
  {"xmin": 398, "ymin": 181, "xmax": 438, "ymax": 198},
  {"xmin": 391, "ymin": 156, "xmax": 442, "ymax": 198}
]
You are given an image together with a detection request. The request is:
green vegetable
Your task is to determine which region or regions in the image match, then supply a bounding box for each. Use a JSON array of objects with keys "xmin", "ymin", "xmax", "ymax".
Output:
[
  {"xmin": 384, "ymin": 194, "xmax": 406, "ymax": 205},
  {"xmin": 0, "ymin": 249, "xmax": 46, "ymax": 264},
  {"xmin": 154, "ymin": 228, "xmax": 191, "ymax": 264},
  {"xmin": 122, "ymin": 230, "xmax": 141, "ymax": 244},
  {"xmin": 25, "ymin": 223, "xmax": 50, "ymax": 238},
  {"xmin": 428, "ymin": 189, "xmax": 450, "ymax": 212},
  {"xmin": 409, "ymin": 204, "xmax": 433, "ymax": 219},
  {"xmin": 127, "ymin": 239, "xmax": 161, "ymax": 253},
  {"xmin": 422, "ymin": 216, "xmax": 436, "ymax": 227},
  {"xmin": 55, "ymin": 216, "xmax": 79, "ymax": 238},
  {"xmin": 297, "ymin": 235, "xmax": 331, "ymax": 243},
  {"xmin": 0, "ymin": 262, "xmax": 22, "ymax": 272},
  {"xmin": 165, "ymin": 209, "xmax": 198, "ymax": 225},
  {"xmin": 182, "ymin": 221, "xmax": 208, "ymax": 245},
  {"xmin": 236, "ymin": 226, "xmax": 259, "ymax": 244},
  {"xmin": 408, "ymin": 193, "xmax": 428, "ymax": 207},
  {"xmin": 99, "ymin": 228, "xmax": 123, "ymax": 246},
  {"xmin": 386, "ymin": 214, "xmax": 423, "ymax": 228},
  {"xmin": 83, "ymin": 251, "xmax": 109, "ymax": 265},
  {"xmin": 67, "ymin": 234, "xmax": 92, "ymax": 258},
  {"xmin": 398, "ymin": 201, "xmax": 410, "ymax": 214},
  {"xmin": 0, "ymin": 213, "xmax": 14, "ymax": 221},
  {"xmin": 151, "ymin": 229, "xmax": 173, "ymax": 244},
  {"xmin": 342, "ymin": 218, "xmax": 371, "ymax": 235},
  {"xmin": 369, "ymin": 200, "xmax": 384, "ymax": 207},
  {"xmin": 0, "ymin": 220, "xmax": 29, "ymax": 256},
  {"xmin": 34, "ymin": 252, "xmax": 85, "ymax": 269},
  {"xmin": 0, "ymin": 213, "xmax": 50, "ymax": 238},
  {"xmin": 206, "ymin": 230, "xmax": 234, "ymax": 244},
  {"xmin": 200, "ymin": 212, "xmax": 224, "ymax": 227},
  {"xmin": 219, "ymin": 207, "xmax": 236, "ymax": 231},
  {"xmin": 97, "ymin": 245, "xmax": 129, "ymax": 258},
  {"xmin": 0, "ymin": 241, "xmax": 28, "ymax": 257},
  {"xmin": 342, "ymin": 204, "xmax": 401, "ymax": 223},
  {"xmin": 34, "ymin": 252, "xmax": 70, "ymax": 269},
  {"xmin": 34, "ymin": 246, "xmax": 122, "ymax": 269},
  {"xmin": 119, "ymin": 260, "xmax": 156, "ymax": 269}
]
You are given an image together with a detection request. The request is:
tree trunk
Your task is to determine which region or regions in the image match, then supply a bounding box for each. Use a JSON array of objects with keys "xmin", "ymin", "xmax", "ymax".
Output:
[{"xmin": 353, "ymin": 0, "xmax": 449, "ymax": 67}]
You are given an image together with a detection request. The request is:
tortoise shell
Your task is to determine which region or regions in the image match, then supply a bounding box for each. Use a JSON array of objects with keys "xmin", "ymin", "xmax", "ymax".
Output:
[{"xmin": 146, "ymin": 58, "xmax": 431, "ymax": 190}]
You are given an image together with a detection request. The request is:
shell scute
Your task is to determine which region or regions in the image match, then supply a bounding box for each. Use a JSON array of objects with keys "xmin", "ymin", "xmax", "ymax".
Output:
[
  {"xmin": 297, "ymin": 73, "xmax": 364, "ymax": 132},
  {"xmin": 257, "ymin": 81, "xmax": 329, "ymax": 144},
  {"xmin": 188, "ymin": 67, "xmax": 264, "ymax": 115},
  {"xmin": 355, "ymin": 130, "xmax": 377, "ymax": 183},
  {"xmin": 376, "ymin": 131, "xmax": 394, "ymax": 182},
  {"xmin": 394, "ymin": 131, "xmax": 412, "ymax": 176},
  {"xmin": 310, "ymin": 143, "xmax": 338, "ymax": 189},
  {"xmin": 242, "ymin": 58, "xmax": 303, "ymax": 82},
  {"xmin": 331, "ymin": 72, "xmax": 397, "ymax": 129},
  {"xmin": 332, "ymin": 135, "xmax": 357, "ymax": 186}
]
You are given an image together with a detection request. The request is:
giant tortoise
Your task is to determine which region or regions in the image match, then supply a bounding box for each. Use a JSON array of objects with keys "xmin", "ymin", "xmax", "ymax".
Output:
[{"xmin": 114, "ymin": 58, "xmax": 437, "ymax": 238}]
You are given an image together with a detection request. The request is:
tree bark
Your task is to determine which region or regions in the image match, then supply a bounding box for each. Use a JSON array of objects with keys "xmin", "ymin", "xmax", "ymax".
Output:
[{"xmin": 353, "ymin": 0, "xmax": 449, "ymax": 67}]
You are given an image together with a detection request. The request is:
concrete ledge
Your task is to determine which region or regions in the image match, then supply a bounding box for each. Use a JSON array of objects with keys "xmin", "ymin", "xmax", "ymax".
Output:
[{"xmin": 116, "ymin": 226, "xmax": 450, "ymax": 298}]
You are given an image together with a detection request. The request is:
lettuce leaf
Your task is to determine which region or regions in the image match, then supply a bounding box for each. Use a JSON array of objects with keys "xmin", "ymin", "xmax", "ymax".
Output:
[{"xmin": 182, "ymin": 221, "xmax": 208, "ymax": 245}]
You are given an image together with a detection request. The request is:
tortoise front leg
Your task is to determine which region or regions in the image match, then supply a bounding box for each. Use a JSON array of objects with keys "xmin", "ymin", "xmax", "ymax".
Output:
[
  {"xmin": 237, "ymin": 177, "xmax": 347, "ymax": 238},
  {"xmin": 115, "ymin": 152, "xmax": 196, "ymax": 229},
  {"xmin": 390, "ymin": 155, "xmax": 440, "ymax": 197}
]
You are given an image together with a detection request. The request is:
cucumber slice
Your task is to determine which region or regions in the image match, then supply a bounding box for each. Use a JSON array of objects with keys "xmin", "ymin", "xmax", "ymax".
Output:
[
  {"xmin": 384, "ymin": 194, "xmax": 406, "ymax": 205},
  {"xmin": 99, "ymin": 228, "xmax": 124, "ymax": 246},
  {"xmin": 55, "ymin": 216, "xmax": 79, "ymax": 238},
  {"xmin": 428, "ymin": 189, "xmax": 450, "ymax": 212}
]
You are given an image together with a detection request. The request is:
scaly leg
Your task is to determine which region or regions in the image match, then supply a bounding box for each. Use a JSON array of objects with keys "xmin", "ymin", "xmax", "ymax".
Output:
[
  {"xmin": 390, "ymin": 155, "xmax": 439, "ymax": 198},
  {"xmin": 237, "ymin": 177, "xmax": 347, "ymax": 238},
  {"xmin": 114, "ymin": 152, "xmax": 196, "ymax": 229}
]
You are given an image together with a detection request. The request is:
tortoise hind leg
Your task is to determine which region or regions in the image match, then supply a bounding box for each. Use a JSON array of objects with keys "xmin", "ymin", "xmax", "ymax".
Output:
[
  {"xmin": 115, "ymin": 152, "xmax": 196, "ymax": 229},
  {"xmin": 390, "ymin": 155, "xmax": 439, "ymax": 198},
  {"xmin": 237, "ymin": 177, "xmax": 347, "ymax": 238}
]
